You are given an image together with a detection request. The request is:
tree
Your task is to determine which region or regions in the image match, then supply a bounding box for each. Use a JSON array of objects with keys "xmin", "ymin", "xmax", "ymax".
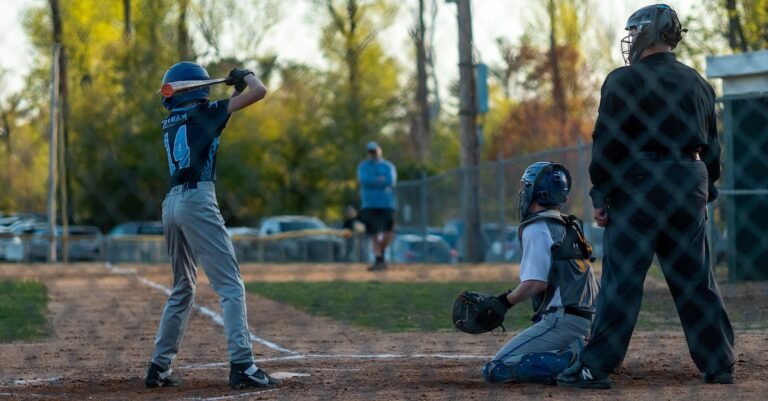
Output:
[{"xmin": 488, "ymin": 0, "xmax": 600, "ymax": 158}]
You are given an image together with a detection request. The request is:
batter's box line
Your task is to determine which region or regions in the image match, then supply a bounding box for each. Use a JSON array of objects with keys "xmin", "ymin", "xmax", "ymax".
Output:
[
  {"xmin": 179, "ymin": 388, "xmax": 280, "ymax": 401},
  {"xmin": 182, "ymin": 353, "xmax": 491, "ymax": 370},
  {"xmin": 104, "ymin": 263, "xmax": 296, "ymax": 355}
]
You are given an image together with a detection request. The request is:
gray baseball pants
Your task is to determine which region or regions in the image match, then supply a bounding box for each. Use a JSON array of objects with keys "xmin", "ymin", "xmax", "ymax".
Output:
[
  {"xmin": 492, "ymin": 308, "xmax": 590, "ymax": 365},
  {"xmin": 150, "ymin": 182, "xmax": 253, "ymax": 369}
]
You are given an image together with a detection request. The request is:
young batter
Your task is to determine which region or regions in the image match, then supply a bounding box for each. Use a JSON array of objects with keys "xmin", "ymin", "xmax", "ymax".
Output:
[{"xmin": 145, "ymin": 62, "xmax": 278, "ymax": 390}]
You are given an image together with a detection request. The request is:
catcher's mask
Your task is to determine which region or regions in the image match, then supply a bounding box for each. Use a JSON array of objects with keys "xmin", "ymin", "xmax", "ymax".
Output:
[
  {"xmin": 161, "ymin": 61, "xmax": 211, "ymax": 110},
  {"xmin": 517, "ymin": 162, "xmax": 571, "ymax": 222},
  {"xmin": 621, "ymin": 4, "xmax": 686, "ymax": 65}
]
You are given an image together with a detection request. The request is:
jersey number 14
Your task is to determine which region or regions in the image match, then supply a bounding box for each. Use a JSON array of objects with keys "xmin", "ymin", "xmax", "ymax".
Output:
[{"xmin": 163, "ymin": 125, "xmax": 190, "ymax": 175}]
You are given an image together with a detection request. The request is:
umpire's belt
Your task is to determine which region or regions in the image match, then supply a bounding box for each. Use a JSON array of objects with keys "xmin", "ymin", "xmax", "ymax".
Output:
[
  {"xmin": 545, "ymin": 306, "xmax": 592, "ymax": 320},
  {"xmin": 638, "ymin": 150, "xmax": 701, "ymax": 161}
]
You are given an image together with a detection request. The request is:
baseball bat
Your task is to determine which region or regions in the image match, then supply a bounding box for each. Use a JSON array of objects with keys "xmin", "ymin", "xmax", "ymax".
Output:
[{"xmin": 158, "ymin": 78, "xmax": 227, "ymax": 98}]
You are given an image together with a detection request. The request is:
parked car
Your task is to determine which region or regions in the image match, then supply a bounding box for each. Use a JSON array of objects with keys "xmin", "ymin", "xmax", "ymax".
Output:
[
  {"xmin": 258, "ymin": 216, "xmax": 345, "ymax": 262},
  {"xmin": 385, "ymin": 233, "xmax": 456, "ymax": 264},
  {"xmin": 109, "ymin": 221, "xmax": 164, "ymax": 236},
  {"xmin": 2, "ymin": 222, "xmax": 49, "ymax": 262},
  {"xmin": 107, "ymin": 221, "xmax": 165, "ymax": 263},
  {"xmin": 227, "ymin": 226, "xmax": 261, "ymax": 262},
  {"xmin": 442, "ymin": 220, "xmax": 520, "ymax": 262},
  {"xmin": 0, "ymin": 227, "xmax": 13, "ymax": 260},
  {"xmin": 27, "ymin": 225, "xmax": 104, "ymax": 262}
]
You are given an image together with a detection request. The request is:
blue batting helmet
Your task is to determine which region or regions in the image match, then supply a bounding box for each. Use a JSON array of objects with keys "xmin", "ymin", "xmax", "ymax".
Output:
[
  {"xmin": 518, "ymin": 162, "xmax": 571, "ymax": 221},
  {"xmin": 161, "ymin": 61, "xmax": 211, "ymax": 110}
]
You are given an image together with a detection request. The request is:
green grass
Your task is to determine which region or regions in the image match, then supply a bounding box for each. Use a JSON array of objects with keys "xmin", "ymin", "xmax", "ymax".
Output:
[
  {"xmin": 247, "ymin": 281, "xmax": 536, "ymax": 332},
  {"xmin": 0, "ymin": 280, "xmax": 48, "ymax": 341},
  {"xmin": 248, "ymin": 278, "xmax": 761, "ymax": 332}
]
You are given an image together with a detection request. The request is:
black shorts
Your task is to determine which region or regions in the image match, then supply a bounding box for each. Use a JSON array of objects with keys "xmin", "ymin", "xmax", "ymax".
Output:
[{"xmin": 359, "ymin": 208, "xmax": 395, "ymax": 235}]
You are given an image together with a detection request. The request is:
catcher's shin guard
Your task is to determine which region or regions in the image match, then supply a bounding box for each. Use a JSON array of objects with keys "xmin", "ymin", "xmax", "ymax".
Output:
[
  {"xmin": 482, "ymin": 360, "xmax": 516, "ymax": 383},
  {"xmin": 513, "ymin": 350, "xmax": 575, "ymax": 384}
]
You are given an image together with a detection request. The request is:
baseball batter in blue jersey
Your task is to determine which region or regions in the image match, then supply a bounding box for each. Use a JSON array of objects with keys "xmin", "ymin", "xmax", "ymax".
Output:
[{"xmin": 145, "ymin": 62, "xmax": 279, "ymax": 390}]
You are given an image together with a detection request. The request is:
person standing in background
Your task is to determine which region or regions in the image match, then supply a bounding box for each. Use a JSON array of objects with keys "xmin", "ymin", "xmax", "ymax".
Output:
[{"xmin": 357, "ymin": 142, "xmax": 397, "ymax": 271}]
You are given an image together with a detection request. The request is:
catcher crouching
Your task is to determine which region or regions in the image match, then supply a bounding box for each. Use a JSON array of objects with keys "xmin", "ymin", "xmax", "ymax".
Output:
[{"xmin": 452, "ymin": 162, "xmax": 599, "ymax": 384}]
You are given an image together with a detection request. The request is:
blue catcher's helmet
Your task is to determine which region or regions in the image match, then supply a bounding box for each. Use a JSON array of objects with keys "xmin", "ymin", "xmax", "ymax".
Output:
[
  {"xmin": 517, "ymin": 162, "xmax": 571, "ymax": 221},
  {"xmin": 161, "ymin": 61, "xmax": 211, "ymax": 110}
]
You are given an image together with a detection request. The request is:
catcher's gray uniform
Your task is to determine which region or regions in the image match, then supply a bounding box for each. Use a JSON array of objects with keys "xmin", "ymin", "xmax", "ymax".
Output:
[
  {"xmin": 150, "ymin": 99, "xmax": 254, "ymax": 370},
  {"xmin": 483, "ymin": 213, "xmax": 598, "ymax": 384}
]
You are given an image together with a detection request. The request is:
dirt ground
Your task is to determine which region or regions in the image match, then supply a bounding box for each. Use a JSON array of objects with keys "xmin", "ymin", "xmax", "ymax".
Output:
[{"xmin": 0, "ymin": 262, "xmax": 765, "ymax": 401}]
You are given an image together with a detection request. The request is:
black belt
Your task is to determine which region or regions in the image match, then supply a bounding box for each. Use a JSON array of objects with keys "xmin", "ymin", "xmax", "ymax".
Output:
[
  {"xmin": 545, "ymin": 306, "xmax": 593, "ymax": 320},
  {"xmin": 638, "ymin": 150, "xmax": 701, "ymax": 161},
  {"xmin": 182, "ymin": 182, "xmax": 198, "ymax": 189}
]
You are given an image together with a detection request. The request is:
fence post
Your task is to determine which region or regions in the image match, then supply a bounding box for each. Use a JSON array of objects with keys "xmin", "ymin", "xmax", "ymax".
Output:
[
  {"xmin": 577, "ymin": 138, "xmax": 592, "ymax": 240},
  {"xmin": 497, "ymin": 153, "xmax": 505, "ymax": 256},
  {"xmin": 420, "ymin": 171, "xmax": 428, "ymax": 263}
]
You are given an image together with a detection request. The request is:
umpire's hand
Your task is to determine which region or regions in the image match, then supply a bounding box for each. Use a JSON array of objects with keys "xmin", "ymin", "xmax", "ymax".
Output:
[{"xmin": 594, "ymin": 207, "xmax": 608, "ymax": 227}]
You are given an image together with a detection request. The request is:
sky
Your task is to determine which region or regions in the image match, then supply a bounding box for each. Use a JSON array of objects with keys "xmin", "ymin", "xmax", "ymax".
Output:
[{"xmin": 0, "ymin": 0, "xmax": 698, "ymax": 96}]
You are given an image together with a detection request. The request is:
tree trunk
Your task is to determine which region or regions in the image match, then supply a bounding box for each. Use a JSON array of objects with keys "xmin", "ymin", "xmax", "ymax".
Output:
[
  {"xmin": 457, "ymin": 0, "xmax": 482, "ymax": 263},
  {"xmin": 726, "ymin": 0, "xmax": 749, "ymax": 52},
  {"xmin": 178, "ymin": 0, "xmax": 191, "ymax": 59},
  {"xmin": 123, "ymin": 0, "xmax": 132, "ymax": 37},
  {"xmin": 548, "ymin": 0, "xmax": 567, "ymax": 145},
  {"xmin": 49, "ymin": 0, "xmax": 74, "ymax": 225},
  {"xmin": 413, "ymin": 0, "xmax": 430, "ymax": 164}
]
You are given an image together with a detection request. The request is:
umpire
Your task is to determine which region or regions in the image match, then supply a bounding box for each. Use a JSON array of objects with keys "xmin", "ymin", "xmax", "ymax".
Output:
[{"xmin": 557, "ymin": 4, "xmax": 734, "ymax": 389}]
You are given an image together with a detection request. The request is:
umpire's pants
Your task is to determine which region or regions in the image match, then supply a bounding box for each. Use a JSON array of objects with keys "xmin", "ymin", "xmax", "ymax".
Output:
[
  {"xmin": 151, "ymin": 182, "xmax": 254, "ymax": 369},
  {"xmin": 581, "ymin": 161, "xmax": 734, "ymax": 375}
]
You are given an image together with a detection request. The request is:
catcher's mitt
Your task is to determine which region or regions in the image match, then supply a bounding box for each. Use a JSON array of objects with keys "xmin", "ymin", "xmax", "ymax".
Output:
[{"xmin": 452, "ymin": 290, "xmax": 508, "ymax": 334}]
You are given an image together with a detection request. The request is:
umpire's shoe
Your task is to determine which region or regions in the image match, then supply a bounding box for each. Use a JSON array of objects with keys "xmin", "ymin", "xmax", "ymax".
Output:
[
  {"xmin": 145, "ymin": 362, "xmax": 181, "ymax": 388},
  {"xmin": 704, "ymin": 369, "xmax": 735, "ymax": 384},
  {"xmin": 556, "ymin": 362, "xmax": 612, "ymax": 389},
  {"xmin": 229, "ymin": 362, "xmax": 281, "ymax": 389}
]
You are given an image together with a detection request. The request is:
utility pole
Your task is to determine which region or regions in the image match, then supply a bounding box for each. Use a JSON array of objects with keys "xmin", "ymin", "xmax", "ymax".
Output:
[
  {"xmin": 455, "ymin": 0, "xmax": 483, "ymax": 262},
  {"xmin": 48, "ymin": 44, "xmax": 61, "ymax": 263}
]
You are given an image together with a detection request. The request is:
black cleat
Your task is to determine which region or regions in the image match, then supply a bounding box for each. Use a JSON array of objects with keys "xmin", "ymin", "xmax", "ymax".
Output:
[
  {"xmin": 229, "ymin": 363, "xmax": 281, "ymax": 389},
  {"xmin": 145, "ymin": 362, "xmax": 181, "ymax": 388},
  {"xmin": 367, "ymin": 260, "xmax": 387, "ymax": 271},
  {"xmin": 556, "ymin": 363, "xmax": 613, "ymax": 389},
  {"xmin": 704, "ymin": 370, "xmax": 735, "ymax": 384}
]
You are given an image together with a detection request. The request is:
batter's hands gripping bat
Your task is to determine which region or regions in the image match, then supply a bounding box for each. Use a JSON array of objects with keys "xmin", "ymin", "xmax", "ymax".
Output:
[{"xmin": 158, "ymin": 78, "xmax": 227, "ymax": 98}]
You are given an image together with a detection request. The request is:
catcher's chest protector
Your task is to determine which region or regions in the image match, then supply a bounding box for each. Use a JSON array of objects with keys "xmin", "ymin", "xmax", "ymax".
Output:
[{"xmin": 518, "ymin": 210, "xmax": 599, "ymax": 315}]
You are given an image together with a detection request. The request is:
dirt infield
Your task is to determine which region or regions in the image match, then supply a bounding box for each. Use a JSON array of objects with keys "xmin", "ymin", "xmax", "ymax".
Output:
[{"xmin": 0, "ymin": 262, "xmax": 765, "ymax": 400}]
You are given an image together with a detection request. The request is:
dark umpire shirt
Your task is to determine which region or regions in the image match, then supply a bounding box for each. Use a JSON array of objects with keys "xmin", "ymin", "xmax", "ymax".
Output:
[
  {"xmin": 161, "ymin": 100, "xmax": 231, "ymax": 188},
  {"xmin": 588, "ymin": 52, "xmax": 720, "ymax": 208}
]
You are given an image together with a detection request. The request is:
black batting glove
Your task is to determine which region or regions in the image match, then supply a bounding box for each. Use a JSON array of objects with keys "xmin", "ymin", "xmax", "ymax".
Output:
[
  {"xmin": 225, "ymin": 68, "xmax": 254, "ymax": 92},
  {"xmin": 497, "ymin": 290, "xmax": 514, "ymax": 310}
]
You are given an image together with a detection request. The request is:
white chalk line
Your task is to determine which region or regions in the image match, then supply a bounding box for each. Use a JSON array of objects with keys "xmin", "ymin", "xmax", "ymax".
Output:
[
  {"xmin": 180, "ymin": 388, "xmax": 280, "ymax": 401},
  {"xmin": 182, "ymin": 353, "xmax": 490, "ymax": 370},
  {"xmin": 105, "ymin": 263, "xmax": 296, "ymax": 354}
]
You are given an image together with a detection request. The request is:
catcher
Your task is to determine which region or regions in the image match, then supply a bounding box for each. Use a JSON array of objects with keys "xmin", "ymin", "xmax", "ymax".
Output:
[{"xmin": 455, "ymin": 162, "xmax": 599, "ymax": 384}]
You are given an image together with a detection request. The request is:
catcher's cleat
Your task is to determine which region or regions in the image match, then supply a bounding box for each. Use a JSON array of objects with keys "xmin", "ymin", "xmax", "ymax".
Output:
[
  {"xmin": 704, "ymin": 370, "xmax": 734, "ymax": 384},
  {"xmin": 145, "ymin": 362, "xmax": 181, "ymax": 388},
  {"xmin": 229, "ymin": 363, "xmax": 281, "ymax": 389},
  {"xmin": 556, "ymin": 363, "xmax": 612, "ymax": 389}
]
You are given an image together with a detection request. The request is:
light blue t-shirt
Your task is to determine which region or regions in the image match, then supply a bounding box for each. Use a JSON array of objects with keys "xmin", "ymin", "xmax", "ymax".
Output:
[{"xmin": 357, "ymin": 158, "xmax": 397, "ymax": 210}]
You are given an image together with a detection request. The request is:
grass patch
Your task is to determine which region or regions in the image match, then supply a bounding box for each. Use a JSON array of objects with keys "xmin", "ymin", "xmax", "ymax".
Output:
[
  {"xmin": 247, "ymin": 281, "xmax": 537, "ymax": 332},
  {"xmin": 0, "ymin": 280, "xmax": 48, "ymax": 341},
  {"xmin": 248, "ymin": 278, "xmax": 762, "ymax": 332}
]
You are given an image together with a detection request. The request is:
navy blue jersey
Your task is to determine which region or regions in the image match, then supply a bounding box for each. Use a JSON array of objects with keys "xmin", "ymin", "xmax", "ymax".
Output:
[{"xmin": 161, "ymin": 100, "xmax": 231, "ymax": 187}]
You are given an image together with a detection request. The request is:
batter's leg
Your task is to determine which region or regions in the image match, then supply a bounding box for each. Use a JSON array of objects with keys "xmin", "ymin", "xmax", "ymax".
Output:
[
  {"xmin": 179, "ymin": 189, "xmax": 254, "ymax": 365},
  {"xmin": 151, "ymin": 195, "xmax": 199, "ymax": 369}
]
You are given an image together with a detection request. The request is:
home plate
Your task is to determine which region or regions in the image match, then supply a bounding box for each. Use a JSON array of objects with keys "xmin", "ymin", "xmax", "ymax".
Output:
[{"xmin": 271, "ymin": 372, "xmax": 311, "ymax": 379}]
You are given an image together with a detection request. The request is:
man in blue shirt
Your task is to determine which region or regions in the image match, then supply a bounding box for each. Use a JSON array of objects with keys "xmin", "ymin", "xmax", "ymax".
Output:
[{"xmin": 357, "ymin": 142, "xmax": 397, "ymax": 271}]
